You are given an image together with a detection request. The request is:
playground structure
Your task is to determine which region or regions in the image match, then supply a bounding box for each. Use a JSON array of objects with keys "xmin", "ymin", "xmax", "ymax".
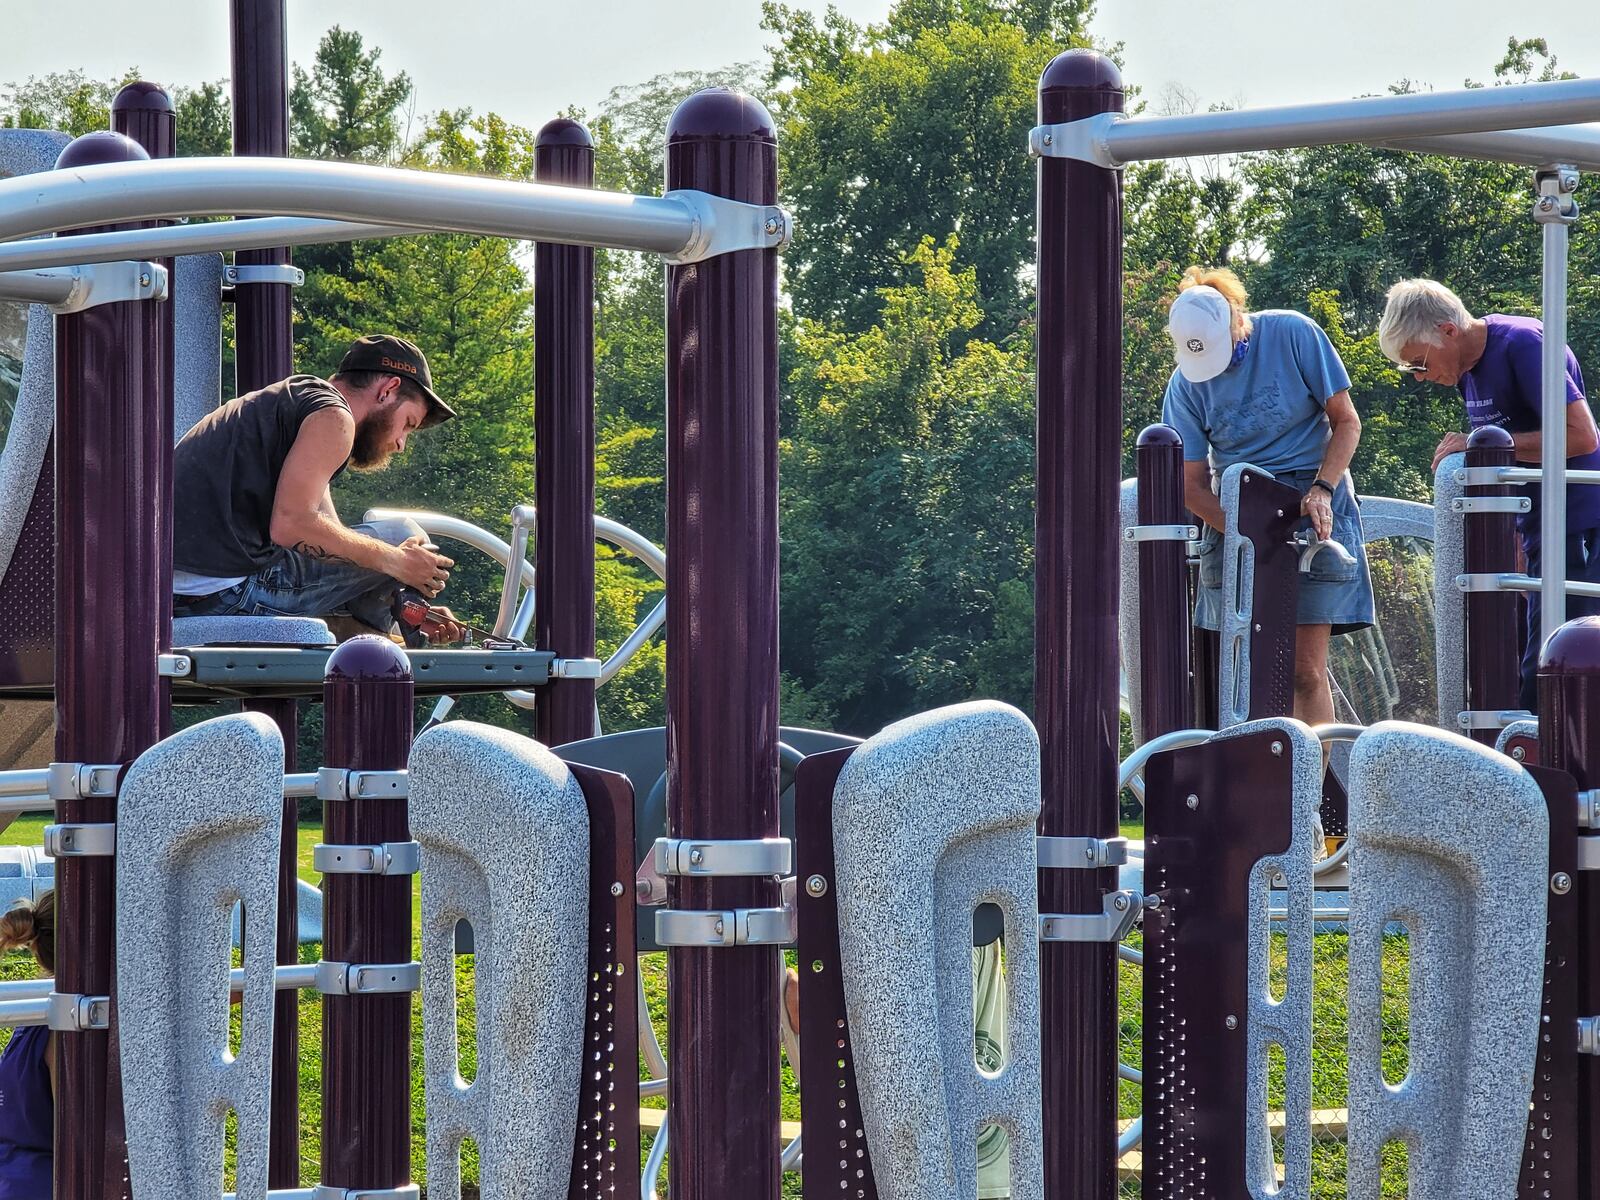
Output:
[{"xmin": 7, "ymin": 4, "xmax": 1600, "ymax": 1197}]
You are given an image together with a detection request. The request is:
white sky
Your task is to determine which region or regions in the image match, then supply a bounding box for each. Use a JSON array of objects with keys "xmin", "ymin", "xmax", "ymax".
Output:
[{"xmin": 2, "ymin": 0, "xmax": 1599, "ymax": 131}]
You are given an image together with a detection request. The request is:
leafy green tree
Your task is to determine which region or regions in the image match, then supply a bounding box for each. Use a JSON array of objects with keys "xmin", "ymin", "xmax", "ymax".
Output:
[
  {"xmin": 289, "ymin": 26, "xmax": 414, "ymax": 163},
  {"xmin": 174, "ymin": 81, "xmax": 232, "ymax": 157},
  {"xmin": 0, "ymin": 69, "xmax": 132, "ymax": 135}
]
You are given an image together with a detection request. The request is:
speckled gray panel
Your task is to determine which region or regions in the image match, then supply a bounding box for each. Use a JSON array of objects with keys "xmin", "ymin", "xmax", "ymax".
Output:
[
  {"xmin": 1346, "ymin": 720, "xmax": 1547, "ymax": 1200},
  {"xmin": 171, "ymin": 614, "xmax": 335, "ymax": 647},
  {"xmin": 1218, "ymin": 462, "xmax": 1264, "ymax": 729},
  {"xmin": 115, "ymin": 712, "xmax": 285, "ymax": 1200},
  {"xmin": 832, "ymin": 700, "xmax": 1043, "ymax": 1200},
  {"xmin": 1118, "ymin": 477, "xmax": 1146, "ymax": 745},
  {"xmin": 1495, "ymin": 718, "xmax": 1539, "ymax": 758},
  {"xmin": 1356, "ymin": 495, "xmax": 1434, "ymax": 544},
  {"xmin": 174, "ymin": 254, "xmax": 223, "ymax": 437},
  {"xmin": 1432, "ymin": 454, "xmax": 1467, "ymax": 730},
  {"xmin": 409, "ymin": 721, "xmax": 590, "ymax": 1200}
]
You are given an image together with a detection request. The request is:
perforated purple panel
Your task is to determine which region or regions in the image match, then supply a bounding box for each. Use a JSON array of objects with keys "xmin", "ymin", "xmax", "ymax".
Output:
[
  {"xmin": 1236, "ymin": 472, "xmax": 1300, "ymax": 721},
  {"xmin": 0, "ymin": 448, "xmax": 55, "ymax": 689}
]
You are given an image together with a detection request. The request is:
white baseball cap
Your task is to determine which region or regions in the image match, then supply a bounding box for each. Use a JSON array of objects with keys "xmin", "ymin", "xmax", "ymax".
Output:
[{"xmin": 1168, "ymin": 286, "xmax": 1234, "ymax": 383}]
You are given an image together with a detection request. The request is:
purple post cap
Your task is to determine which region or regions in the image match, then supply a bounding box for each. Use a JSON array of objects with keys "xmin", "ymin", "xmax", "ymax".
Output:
[
  {"xmin": 1466, "ymin": 425, "xmax": 1515, "ymax": 451},
  {"xmin": 667, "ymin": 88, "xmax": 776, "ymax": 145},
  {"xmin": 1039, "ymin": 48, "xmax": 1124, "ymax": 94},
  {"xmin": 55, "ymin": 130, "xmax": 149, "ymax": 170},
  {"xmin": 1137, "ymin": 423, "xmax": 1183, "ymax": 449},
  {"xmin": 324, "ymin": 634, "xmax": 413, "ymax": 683},
  {"xmin": 1540, "ymin": 616, "xmax": 1600, "ymax": 675},
  {"xmin": 111, "ymin": 82, "xmax": 175, "ymax": 115},
  {"xmin": 536, "ymin": 118, "xmax": 594, "ymax": 150}
]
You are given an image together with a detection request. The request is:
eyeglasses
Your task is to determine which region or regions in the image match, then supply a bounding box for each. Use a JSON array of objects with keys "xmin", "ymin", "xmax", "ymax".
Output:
[{"xmin": 1395, "ymin": 344, "xmax": 1431, "ymax": 375}]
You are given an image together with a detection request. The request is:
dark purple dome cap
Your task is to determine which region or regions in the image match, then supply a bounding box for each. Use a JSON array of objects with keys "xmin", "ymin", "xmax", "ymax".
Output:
[
  {"xmin": 112, "ymin": 81, "xmax": 175, "ymax": 115},
  {"xmin": 1039, "ymin": 49, "xmax": 1124, "ymax": 94},
  {"xmin": 1540, "ymin": 615, "xmax": 1600, "ymax": 675},
  {"xmin": 667, "ymin": 88, "xmax": 776, "ymax": 144},
  {"xmin": 325, "ymin": 634, "xmax": 413, "ymax": 682},
  {"xmin": 537, "ymin": 117, "xmax": 594, "ymax": 149},
  {"xmin": 1137, "ymin": 423, "xmax": 1183, "ymax": 449},
  {"xmin": 55, "ymin": 130, "xmax": 149, "ymax": 170},
  {"xmin": 1466, "ymin": 425, "xmax": 1515, "ymax": 451}
]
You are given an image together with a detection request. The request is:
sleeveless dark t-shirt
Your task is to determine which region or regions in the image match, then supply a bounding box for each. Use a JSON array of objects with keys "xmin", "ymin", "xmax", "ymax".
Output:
[{"xmin": 173, "ymin": 375, "xmax": 351, "ymax": 578}]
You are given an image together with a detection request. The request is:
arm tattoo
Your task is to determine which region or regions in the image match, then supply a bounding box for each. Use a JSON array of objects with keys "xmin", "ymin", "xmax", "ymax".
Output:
[{"xmin": 291, "ymin": 541, "xmax": 358, "ymax": 566}]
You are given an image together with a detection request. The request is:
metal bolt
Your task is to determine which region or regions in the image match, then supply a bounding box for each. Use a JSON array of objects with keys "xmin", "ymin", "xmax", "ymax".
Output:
[
  {"xmin": 1540, "ymin": 196, "xmax": 1558, "ymax": 212},
  {"xmin": 1225, "ymin": 1015, "xmax": 1238, "ymax": 1030},
  {"xmin": 1043, "ymin": 132, "xmax": 1053, "ymax": 146},
  {"xmin": 1271, "ymin": 741, "xmax": 1284, "ymax": 756},
  {"xmin": 1113, "ymin": 894, "xmax": 1130, "ymax": 912},
  {"xmin": 690, "ymin": 849, "xmax": 704, "ymax": 865},
  {"xmin": 1254, "ymin": 623, "xmax": 1262, "ymax": 633},
  {"xmin": 1512, "ymin": 745, "xmax": 1527, "ymax": 761},
  {"xmin": 805, "ymin": 874, "xmax": 829, "ymax": 898},
  {"xmin": 1276, "ymin": 508, "xmax": 1285, "ymax": 518},
  {"xmin": 713, "ymin": 919, "xmax": 725, "ymax": 936},
  {"xmin": 139, "ymin": 272, "xmax": 151, "ymax": 288},
  {"xmin": 764, "ymin": 216, "xmax": 781, "ymax": 236},
  {"xmin": 1186, "ymin": 793, "xmax": 1199, "ymax": 810},
  {"xmin": 610, "ymin": 881, "xmax": 625, "ymax": 897},
  {"xmin": 1552, "ymin": 872, "xmax": 1573, "ymax": 895}
]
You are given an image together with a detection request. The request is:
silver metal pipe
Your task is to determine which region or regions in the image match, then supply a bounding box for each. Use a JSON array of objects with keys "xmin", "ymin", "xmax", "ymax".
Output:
[
  {"xmin": 0, "ymin": 769, "xmax": 50, "ymax": 798},
  {"xmin": 1498, "ymin": 466, "xmax": 1600, "ymax": 485},
  {"xmin": 0, "ymin": 978, "xmax": 51, "ymax": 1001},
  {"xmin": 1092, "ymin": 77, "xmax": 1600, "ymax": 166},
  {"xmin": 0, "ymin": 266, "xmax": 80, "ymax": 306},
  {"xmin": 0, "ymin": 795, "xmax": 49, "ymax": 815},
  {"xmin": 0, "ymin": 157, "xmax": 714, "ymax": 257},
  {"xmin": 0, "ymin": 998, "xmax": 49, "ymax": 1028},
  {"xmin": 1383, "ymin": 124, "xmax": 1600, "ymax": 173},
  {"xmin": 1540, "ymin": 176, "xmax": 1574, "ymax": 645},
  {"xmin": 284, "ymin": 773, "xmax": 317, "ymax": 798},
  {"xmin": 227, "ymin": 964, "xmax": 319, "ymax": 994},
  {"xmin": 494, "ymin": 506, "xmax": 535, "ymax": 637}
]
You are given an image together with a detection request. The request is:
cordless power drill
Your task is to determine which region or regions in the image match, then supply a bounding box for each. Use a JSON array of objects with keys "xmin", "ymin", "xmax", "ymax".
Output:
[{"xmin": 391, "ymin": 589, "xmax": 495, "ymax": 647}]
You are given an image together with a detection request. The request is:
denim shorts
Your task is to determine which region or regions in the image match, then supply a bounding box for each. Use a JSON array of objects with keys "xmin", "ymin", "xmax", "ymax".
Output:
[{"xmin": 1194, "ymin": 469, "xmax": 1375, "ymax": 635}]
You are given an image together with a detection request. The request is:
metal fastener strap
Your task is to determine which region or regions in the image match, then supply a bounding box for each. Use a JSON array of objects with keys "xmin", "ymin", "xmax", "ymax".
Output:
[
  {"xmin": 655, "ymin": 906, "xmax": 795, "ymax": 947},
  {"xmin": 1450, "ymin": 496, "xmax": 1531, "ymax": 514},
  {"xmin": 548, "ymin": 657, "xmax": 603, "ymax": 680},
  {"xmin": 653, "ymin": 837, "xmax": 793, "ymax": 878},
  {"xmin": 1453, "ymin": 465, "xmax": 1521, "ymax": 487},
  {"xmin": 43, "ymin": 823, "xmax": 116, "ymax": 858},
  {"xmin": 225, "ymin": 263, "xmax": 306, "ymax": 287},
  {"xmin": 1579, "ymin": 1016, "xmax": 1600, "ymax": 1055},
  {"xmin": 46, "ymin": 762, "xmax": 120, "ymax": 801},
  {"xmin": 313, "ymin": 1186, "xmax": 421, "ymax": 1200},
  {"xmin": 1580, "ymin": 789, "xmax": 1600, "ymax": 829},
  {"xmin": 156, "ymin": 653, "xmax": 193, "ymax": 677},
  {"xmin": 1576, "ymin": 838, "xmax": 1600, "ymax": 872},
  {"xmin": 313, "ymin": 841, "xmax": 421, "ymax": 876},
  {"xmin": 1455, "ymin": 572, "xmax": 1538, "ymax": 593},
  {"xmin": 1123, "ymin": 523, "xmax": 1199, "ymax": 544},
  {"xmin": 314, "ymin": 767, "xmax": 409, "ymax": 802},
  {"xmin": 47, "ymin": 992, "xmax": 110, "ymax": 1031},
  {"xmin": 314, "ymin": 961, "xmax": 422, "ymax": 996},
  {"xmin": 1038, "ymin": 890, "xmax": 1142, "ymax": 944},
  {"xmin": 1457, "ymin": 709, "xmax": 1532, "ymax": 731},
  {"xmin": 1037, "ymin": 835, "xmax": 1129, "ymax": 869}
]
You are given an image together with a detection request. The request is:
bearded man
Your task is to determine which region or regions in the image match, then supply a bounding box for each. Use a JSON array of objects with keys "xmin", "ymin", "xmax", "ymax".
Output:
[{"xmin": 172, "ymin": 334, "xmax": 464, "ymax": 642}]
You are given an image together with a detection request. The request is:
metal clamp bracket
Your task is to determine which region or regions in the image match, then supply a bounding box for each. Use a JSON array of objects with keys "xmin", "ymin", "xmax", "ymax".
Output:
[
  {"xmin": 548, "ymin": 657, "xmax": 603, "ymax": 681},
  {"xmin": 47, "ymin": 991, "xmax": 110, "ymax": 1031},
  {"xmin": 661, "ymin": 190, "xmax": 793, "ymax": 265},
  {"xmin": 46, "ymin": 762, "xmax": 120, "ymax": 801},
  {"xmin": 314, "ymin": 960, "xmax": 422, "ymax": 996},
  {"xmin": 1580, "ymin": 789, "xmax": 1600, "ymax": 829},
  {"xmin": 1038, "ymin": 889, "xmax": 1143, "ymax": 944},
  {"xmin": 43, "ymin": 823, "xmax": 116, "ymax": 858},
  {"xmin": 1456, "ymin": 572, "xmax": 1538, "ymax": 593},
  {"xmin": 1534, "ymin": 165, "xmax": 1581, "ymax": 226},
  {"xmin": 655, "ymin": 905, "xmax": 795, "ymax": 947},
  {"xmin": 1453, "ymin": 465, "xmax": 1522, "ymax": 487},
  {"xmin": 224, "ymin": 263, "xmax": 306, "ymax": 287},
  {"xmin": 314, "ymin": 767, "xmax": 409, "ymax": 802},
  {"xmin": 1037, "ymin": 835, "xmax": 1129, "ymax": 869},
  {"xmin": 653, "ymin": 837, "xmax": 792, "ymax": 878},
  {"xmin": 19, "ymin": 260, "xmax": 168, "ymax": 313},
  {"xmin": 1123, "ymin": 523, "xmax": 1199, "ymax": 544},
  {"xmin": 1028, "ymin": 113, "xmax": 1123, "ymax": 168},
  {"xmin": 1457, "ymin": 708, "xmax": 1533, "ymax": 731},
  {"xmin": 1450, "ymin": 495, "xmax": 1531, "ymax": 514},
  {"xmin": 1579, "ymin": 1015, "xmax": 1600, "ymax": 1055},
  {"xmin": 313, "ymin": 841, "xmax": 421, "ymax": 876},
  {"xmin": 156, "ymin": 653, "xmax": 193, "ymax": 677},
  {"xmin": 1575, "ymin": 838, "xmax": 1600, "ymax": 872},
  {"xmin": 313, "ymin": 1185, "xmax": 422, "ymax": 1200}
]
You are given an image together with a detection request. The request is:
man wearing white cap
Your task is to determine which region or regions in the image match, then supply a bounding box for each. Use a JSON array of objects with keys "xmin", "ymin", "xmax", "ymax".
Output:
[{"xmin": 1161, "ymin": 266, "xmax": 1374, "ymax": 725}]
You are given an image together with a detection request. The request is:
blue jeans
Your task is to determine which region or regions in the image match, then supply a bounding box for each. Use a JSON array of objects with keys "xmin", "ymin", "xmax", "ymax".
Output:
[
  {"xmin": 173, "ymin": 517, "xmax": 424, "ymax": 633},
  {"xmin": 1521, "ymin": 526, "xmax": 1600, "ymax": 712}
]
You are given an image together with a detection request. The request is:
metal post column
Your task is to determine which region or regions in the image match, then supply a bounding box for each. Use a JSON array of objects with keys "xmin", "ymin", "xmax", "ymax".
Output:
[
  {"xmin": 534, "ymin": 119, "xmax": 598, "ymax": 748},
  {"xmin": 1136, "ymin": 424, "xmax": 1192, "ymax": 739},
  {"xmin": 1035, "ymin": 49, "xmax": 1125, "ymax": 1200},
  {"xmin": 1536, "ymin": 167, "xmax": 1580, "ymax": 646},
  {"xmin": 231, "ymin": 3, "xmax": 302, "ymax": 1178},
  {"xmin": 320, "ymin": 638, "xmax": 415, "ymax": 1194},
  {"xmin": 663, "ymin": 89, "xmax": 782, "ymax": 1200},
  {"xmin": 1463, "ymin": 426, "xmax": 1521, "ymax": 742},
  {"xmin": 51, "ymin": 128, "xmax": 165, "ymax": 1200}
]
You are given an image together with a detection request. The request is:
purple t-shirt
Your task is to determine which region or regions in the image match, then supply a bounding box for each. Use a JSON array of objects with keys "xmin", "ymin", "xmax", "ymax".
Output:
[
  {"xmin": 1458, "ymin": 313, "xmax": 1600, "ymax": 535},
  {"xmin": 0, "ymin": 1025, "xmax": 52, "ymax": 1200}
]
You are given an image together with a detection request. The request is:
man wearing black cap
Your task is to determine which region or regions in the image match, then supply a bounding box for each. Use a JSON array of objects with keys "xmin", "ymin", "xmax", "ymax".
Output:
[{"xmin": 172, "ymin": 334, "xmax": 465, "ymax": 642}]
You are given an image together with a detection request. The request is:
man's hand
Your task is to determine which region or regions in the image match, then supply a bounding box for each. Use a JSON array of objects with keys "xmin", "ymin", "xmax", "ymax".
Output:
[
  {"xmin": 389, "ymin": 536, "xmax": 454, "ymax": 598},
  {"xmin": 1431, "ymin": 431, "xmax": 1469, "ymax": 472},
  {"xmin": 419, "ymin": 604, "xmax": 466, "ymax": 645},
  {"xmin": 1300, "ymin": 488, "xmax": 1334, "ymax": 541}
]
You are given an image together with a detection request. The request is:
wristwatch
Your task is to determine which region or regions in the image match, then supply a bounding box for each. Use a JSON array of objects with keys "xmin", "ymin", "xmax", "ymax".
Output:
[{"xmin": 1310, "ymin": 478, "xmax": 1337, "ymax": 498}]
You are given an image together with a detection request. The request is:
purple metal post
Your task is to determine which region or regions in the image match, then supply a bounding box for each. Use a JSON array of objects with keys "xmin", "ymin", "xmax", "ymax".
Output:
[
  {"xmin": 1463, "ymin": 426, "xmax": 1520, "ymax": 743},
  {"xmin": 320, "ymin": 637, "xmax": 415, "ymax": 1193},
  {"xmin": 231, "ymin": 3, "xmax": 302, "ymax": 1177},
  {"xmin": 1136, "ymin": 424, "xmax": 1192, "ymax": 739},
  {"xmin": 663, "ymin": 89, "xmax": 782, "ymax": 1200},
  {"xmin": 534, "ymin": 119, "xmax": 598, "ymax": 748},
  {"xmin": 1035, "ymin": 50, "xmax": 1125, "ymax": 1200},
  {"xmin": 52, "ymin": 129, "xmax": 165, "ymax": 1200}
]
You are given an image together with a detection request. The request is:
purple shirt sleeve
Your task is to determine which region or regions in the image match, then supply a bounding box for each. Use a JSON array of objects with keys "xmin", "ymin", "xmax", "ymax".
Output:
[{"xmin": 1504, "ymin": 325, "xmax": 1586, "ymax": 410}]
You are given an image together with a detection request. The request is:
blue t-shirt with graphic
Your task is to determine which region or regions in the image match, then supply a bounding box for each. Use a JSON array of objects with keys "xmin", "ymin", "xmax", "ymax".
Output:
[
  {"xmin": 1459, "ymin": 313, "xmax": 1600, "ymax": 535},
  {"xmin": 1161, "ymin": 310, "xmax": 1351, "ymax": 475}
]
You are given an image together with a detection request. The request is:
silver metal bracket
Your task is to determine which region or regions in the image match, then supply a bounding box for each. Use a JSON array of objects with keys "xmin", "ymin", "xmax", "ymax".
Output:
[
  {"xmin": 1456, "ymin": 572, "xmax": 1538, "ymax": 593},
  {"xmin": 1028, "ymin": 113, "xmax": 1123, "ymax": 168},
  {"xmin": 653, "ymin": 836, "xmax": 793, "ymax": 878},
  {"xmin": 314, "ymin": 960, "xmax": 422, "ymax": 996},
  {"xmin": 1534, "ymin": 165, "xmax": 1581, "ymax": 226},
  {"xmin": 1576, "ymin": 838, "xmax": 1600, "ymax": 872},
  {"xmin": 548, "ymin": 657, "xmax": 603, "ymax": 681},
  {"xmin": 655, "ymin": 905, "xmax": 795, "ymax": 947},
  {"xmin": 24, "ymin": 260, "xmax": 168, "ymax": 313},
  {"xmin": 1450, "ymin": 495, "xmax": 1531, "ymax": 514},
  {"xmin": 46, "ymin": 762, "xmax": 120, "ymax": 801},
  {"xmin": 1038, "ymin": 889, "xmax": 1143, "ymax": 944},
  {"xmin": 47, "ymin": 991, "xmax": 111, "ymax": 1031},
  {"xmin": 313, "ymin": 1184, "xmax": 422, "ymax": 1200},
  {"xmin": 1579, "ymin": 1015, "xmax": 1600, "ymax": 1055},
  {"xmin": 660, "ymin": 190, "xmax": 793, "ymax": 265},
  {"xmin": 1037, "ymin": 835, "xmax": 1129, "ymax": 869},
  {"xmin": 1293, "ymin": 529, "xmax": 1359, "ymax": 574},
  {"xmin": 314, "ymin": 767, "xmax": 409, "ymax": 802},
  {"xmin": 1123, "ymin": 523, "xmax": 1199, "ymax": 544},
  {"xmin": 157, "ymin": 653, "xmax": 194, "ymax": 677},
  {"xmin": 224, "ymin": 263, "xmax": 306, "ymax": 287},
  {"xmin": 43, "ymin": 822, "xmax": 116, "ymax": 858},
  {"xmin": 1458, "ymin": 709, "xmax": 1533, "ymax": 731},
  {"xmin": 313, "ymin": 841, "xmax": 421, "ymax": 877},
  {"xmin": 1453, "ymin": 465, "xmax": 1521, "ymax": 487},
  {"xmin": 1579, "ymin": 789, "xmax": 1600, "ymax": 830}
]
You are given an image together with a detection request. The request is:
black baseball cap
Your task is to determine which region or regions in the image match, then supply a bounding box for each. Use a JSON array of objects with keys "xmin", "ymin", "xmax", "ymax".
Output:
[{"xmin": 336, "ymin": 334, "xmax": 457, "ymax": 428}]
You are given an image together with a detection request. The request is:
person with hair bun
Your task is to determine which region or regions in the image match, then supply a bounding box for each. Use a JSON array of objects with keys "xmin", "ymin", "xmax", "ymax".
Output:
[
  {"xmin": 1162, "ymin": 266, "xmax": 1375, "ymax": 724},
  {"xmin": 0, "ymin": 892, "xmax": 54, "ymax": 1200}
]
